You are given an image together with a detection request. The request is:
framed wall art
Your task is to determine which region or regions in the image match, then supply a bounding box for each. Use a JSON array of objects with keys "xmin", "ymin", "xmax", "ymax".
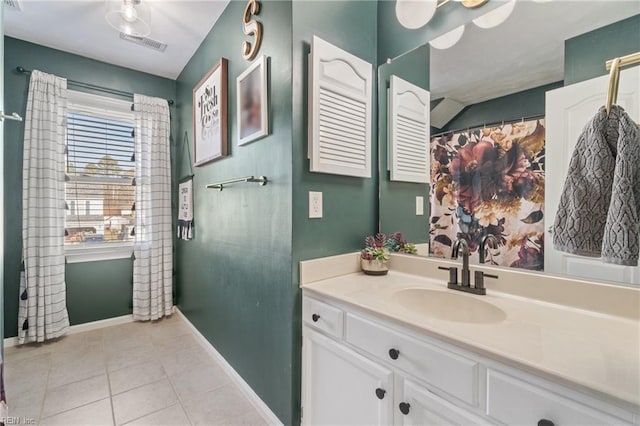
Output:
[
  {"xmin": 237, "ymin": 55, "xmax": 269, "ymax": 145},
  {"xmin": 193, "ymin": 58, "xmax": 228, "ymax": 166}
]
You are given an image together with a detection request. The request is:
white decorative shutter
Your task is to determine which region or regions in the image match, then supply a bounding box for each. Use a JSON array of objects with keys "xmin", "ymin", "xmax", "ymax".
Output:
[
  {"xmin": 308, "ymin": 36, "xmax": 372, "ymax": 178},
  {"xmin": 388, "ymin": 75, "xmax": 430, "ymax": 183}
]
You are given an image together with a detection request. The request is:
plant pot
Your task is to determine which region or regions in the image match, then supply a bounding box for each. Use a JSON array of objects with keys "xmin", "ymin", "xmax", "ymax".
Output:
[{"xmin": 361, "ymin": 258, "xmax": 389, "ymax": 275}]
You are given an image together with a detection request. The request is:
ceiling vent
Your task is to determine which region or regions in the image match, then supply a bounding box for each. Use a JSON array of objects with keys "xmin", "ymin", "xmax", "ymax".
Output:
[
  {"xmin": 119, "ymin": 33, "xmax": 167, "ymax": 52},
  {"xmin": 4, "ymin": 0, "xmax": 23, "ymax": 11}
]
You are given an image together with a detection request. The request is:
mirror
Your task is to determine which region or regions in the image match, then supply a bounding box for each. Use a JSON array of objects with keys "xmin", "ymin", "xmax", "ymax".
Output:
[{"xmin": 378, "ymin": 1, "xmax": 640, "ymax": 286}]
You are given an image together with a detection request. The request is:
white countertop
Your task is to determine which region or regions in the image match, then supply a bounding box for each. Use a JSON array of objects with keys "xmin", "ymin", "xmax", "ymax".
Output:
[{"xmin": 302, "ymin": 268, "xmax": 640, "ymax": 410}]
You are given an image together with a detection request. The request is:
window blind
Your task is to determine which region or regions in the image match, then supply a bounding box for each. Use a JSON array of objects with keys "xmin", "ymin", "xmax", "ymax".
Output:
[{"xmin": 65, "ymin": 112, "xmax": 136, "ymax": 245}]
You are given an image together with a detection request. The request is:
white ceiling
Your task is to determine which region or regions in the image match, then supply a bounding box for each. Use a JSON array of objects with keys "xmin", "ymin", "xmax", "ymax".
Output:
[
  {"xmin": 4, "ymin": 0, "xmax": 231, "ymax": 79},
  {"xmin": 430, "ymin": 1, "xmax": 640, "ymax": 106}
]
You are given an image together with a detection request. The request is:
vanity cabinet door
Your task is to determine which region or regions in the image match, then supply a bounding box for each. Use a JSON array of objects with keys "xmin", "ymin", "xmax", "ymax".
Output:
[
  {"xmin": 345, "ymin": 313, "xmax": 479, "ymax": 406},
  {"xmin": 396, "ymin": 379, "xmax": 487, "ymax": 426},
  {"xmin": 486, "ymin": 370, "xmax": 632, "ymax": 426},
  {"xmin": 302, "ymin": 327, "xmax": 394, "ymax": 426}
]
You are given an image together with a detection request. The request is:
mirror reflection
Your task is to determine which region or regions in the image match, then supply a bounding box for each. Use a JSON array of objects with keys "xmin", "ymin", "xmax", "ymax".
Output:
[{"xmin": 378, "ymin": 1, "xmax": 640, "ymax": 285}]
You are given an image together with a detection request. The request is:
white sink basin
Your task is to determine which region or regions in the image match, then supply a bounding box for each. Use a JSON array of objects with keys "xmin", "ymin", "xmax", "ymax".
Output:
[{"xmin": 391, "ymin": 288, "xmax": 506, "ymax": 324}]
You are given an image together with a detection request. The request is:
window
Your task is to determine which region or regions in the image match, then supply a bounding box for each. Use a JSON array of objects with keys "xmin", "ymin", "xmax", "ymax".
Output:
[{"xmin": 64, "ymin": 91, "xmax": 136, "ymax": 262}]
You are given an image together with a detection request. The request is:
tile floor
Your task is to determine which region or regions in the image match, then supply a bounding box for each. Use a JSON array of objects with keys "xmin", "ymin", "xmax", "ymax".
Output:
[{"xmin": 3, "ymin": 314, "xmax": 268, "ymax": 425}]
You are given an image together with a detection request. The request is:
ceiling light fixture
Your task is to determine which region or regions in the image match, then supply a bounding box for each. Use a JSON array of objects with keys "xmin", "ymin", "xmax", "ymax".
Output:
[
  {"xmin": 122, "ymin": 3, "xmax": 137, "ymax": 22},
  {"xmin": 472, "ymin": 0, "xmax": 516, "ymax": 29},
  {"xmin": 395, "ymin": 0, "xmax": 438, "ymax": 30},
  {"xmin": 106, "ymin": 0, "xmax": 151, "ymax": 37},
  {"xmin": 429, "ymin": 25, "xmax": 465, "ymax": 49},
  {"xmin": 396, "ymin": 0, "xmax": 489, "ymax": 30}
]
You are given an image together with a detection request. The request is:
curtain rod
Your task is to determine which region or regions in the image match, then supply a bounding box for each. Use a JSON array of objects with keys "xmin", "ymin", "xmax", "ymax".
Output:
[
  {"xmin": 432, "ymin": 114, "xmax": 545, "ymax": 138},
  {"xmin": 16, "ymin": 66, "xmax": 175, "ymax": 106}
]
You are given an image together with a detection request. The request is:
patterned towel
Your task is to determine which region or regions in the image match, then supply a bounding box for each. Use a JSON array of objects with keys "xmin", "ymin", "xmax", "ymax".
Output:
[{"xmin": 553, "ymin": 105, "xmax": 640, "ymax": 266}]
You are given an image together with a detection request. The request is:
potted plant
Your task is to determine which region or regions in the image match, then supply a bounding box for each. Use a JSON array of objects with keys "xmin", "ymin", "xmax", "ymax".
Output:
[
  {"xmin": 361, "ymin": 233, "xmax": 391, "ymax": 275},
  {"xmin": 360, "ymin": 232, "xmax": 417, "ymax": 275},
  {"xmin": 387, "ymin": 232, "xmax": 418, "ymax": 255}
]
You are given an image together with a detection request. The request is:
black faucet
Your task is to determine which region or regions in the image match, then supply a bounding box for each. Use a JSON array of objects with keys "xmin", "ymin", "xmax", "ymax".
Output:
[
  {"xmin": 438, "ymin": 237, "xmax": 498, "ymax": 296},
  {"xmin": 451, "ymin": 238, "xmax": 471, "ymax": 287},
  {"xmin": 479, "ymin": 234, "xmax": 499, "ymax": 264}
]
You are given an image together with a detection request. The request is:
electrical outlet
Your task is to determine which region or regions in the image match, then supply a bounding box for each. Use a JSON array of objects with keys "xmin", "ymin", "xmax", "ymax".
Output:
[
  {"xmin": 309, "ymin": 191, "xmax": 323, "ymax": 219},
  {"xmin": 416, "ymin": 196, "xmax": 424, "ymax": 216}
]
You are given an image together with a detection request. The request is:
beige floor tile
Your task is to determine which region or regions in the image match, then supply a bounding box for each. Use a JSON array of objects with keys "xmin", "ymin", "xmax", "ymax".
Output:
[
  {"xmin": 182, "ymin": 384, "xmax": 258, "ymax": 426},
  {"xmin": 5, "ymin": 385, "xmax": 46, "ymax": 423},
  {"xmin": 151, "ymin": 331, "xmax": 199, "ymax": 351},
  {"xmin": 39, "ymin": 398, "xmax": 114, "ymax": 426},
  {"xmin": 109, "ymin": 360, "xmax": 167, "ymax": 395},
  {"xmin": 5, "ymin": 366, "xmax": 49, "ymax": 398},
  {"xmin": 3, "ymin": 342, "xmax": 52, "ymax": 361},
  {"xmin": 112, "ymin": 378, "xmax": 178, "ymax": 425},
  {"xmin": 4, "ymin": 352, "xmax": 51, "ymax": 380},
  {"xmin": 235, "ymin": 409, "xmax": 269, "ymax": 426},
  {"xmin": 158, "ymin": 346, "xmax": 211, "ymax": 378},
  {"xmin": 149, "ymin": 322, "xmax": 191, "ymax": 340},
  {"xmin": 42, "ymin": 333, "xmax": 91, "ymax": 355},
  {"xmin": 48, "ymin": 350, "xmax": 106, "ymax": 388},
  {"xmin": 50, "ymin": 340, "xmax": 104, "ymax": 363},
  {"xmin": 169, "ymin": 362, "xmax": 230, "ymax": 402},
  {"xmin": 41, "ymin": 374, "xmax": 110, "ymax": 418},
  {"xmin": 4, "ymin": 314, "xmax": 268, "ymax": 426},
  {"xmin": 103, "ymin": 322, "xmax": 151, "ymax": 341},
  {"xmin": 104, "ymin": 334, "xmax": 154, "ymax": 354},
  {"xmin": 106, "ymin": 344, "xmax": 157, "ymax": 372},
  {"xmin": 80, "ymin": 328, "xmax": 106, "ymax": 344},
  {"xmin": 124, "ymin": 403, "xmax": 191, "ymax": 426}
]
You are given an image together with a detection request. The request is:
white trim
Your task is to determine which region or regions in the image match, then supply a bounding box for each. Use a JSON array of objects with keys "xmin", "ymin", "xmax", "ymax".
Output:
[
  {"xmin": 3, "ymin": 313, "xmax": 133, "ymax": 348},
  {"xmin": 175, "ymin": 308, "xmax": 283, "ymax": 426},
  {"xmin": 65, "ymin": 243, "xmax": 134, "ymax": 263},
  {"xmin": 68, "ymin": 89, "xmax": 134, "ymax": 123}
]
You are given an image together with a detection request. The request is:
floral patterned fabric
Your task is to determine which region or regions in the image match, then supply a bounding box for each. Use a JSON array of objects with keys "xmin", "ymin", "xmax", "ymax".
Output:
[{"xmin": 429, "ymin": 119, "xmax": 546, "ymax": 270}]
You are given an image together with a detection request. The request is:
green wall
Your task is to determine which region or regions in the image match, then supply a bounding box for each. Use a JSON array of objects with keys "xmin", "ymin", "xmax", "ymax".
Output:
[
  {"xmin": 564, "ymin": 14, "xmax": 640, "ymax": 85},
  {"xmin": 441, "ymin": 81, "xmax": 563, "ymax": 132},
  {"xmin": 174, "ymin": 1, "xmax": 295, "ymax": 424},
  {"xmin": 3, "ymin": 37, "xmax": 176, "ymax": 338},
  {"xmin": 378, "ymin": 45, "xmax": 430, "ymax": 243},
  {"xmin": 290, "ymin": 4, "xmax": 379, "ymax": 423},
  {"xmin": 292, "ymin": 0, "xmax": 379, "ymax": 265},
  {"xmin": 65, "ymin": 259, "xmax": 134, "ymax": 325}
]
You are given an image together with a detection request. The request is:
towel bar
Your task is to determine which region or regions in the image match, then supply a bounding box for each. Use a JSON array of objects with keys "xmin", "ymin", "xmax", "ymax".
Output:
[{"xmin": 206, "ymin": 176, "xmax": 268, "ymax": 191}]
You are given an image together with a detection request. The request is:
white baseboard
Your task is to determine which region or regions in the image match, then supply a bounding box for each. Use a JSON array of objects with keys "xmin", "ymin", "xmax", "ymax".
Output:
[
  {"xmin": 3, "ymin": 314, "xmax": 134, "ymax": 348},
  {"xmin": 175, "ymin": 308, "xmax": 283, "ymax": 426}
]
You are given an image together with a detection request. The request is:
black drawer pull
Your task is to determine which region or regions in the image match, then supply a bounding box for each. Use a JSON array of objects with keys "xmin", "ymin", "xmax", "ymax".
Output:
[
  {"xmin": 538, "ymin": 420, "xmax": 554, "ymax": 426},
  {"xmin": 375, "ymin": 388, "xmax": 386, "ymax": 400},
  {"xmin": 388, "ymin": 348, "xmax": 400, "ymax": 360},
  {"xmin": 399, "ymin": 402, "xmax": 410, "ymax": 415},
  {"xmin": 311, "ymin": 314, "xmax": 320, "ymax": 322}
]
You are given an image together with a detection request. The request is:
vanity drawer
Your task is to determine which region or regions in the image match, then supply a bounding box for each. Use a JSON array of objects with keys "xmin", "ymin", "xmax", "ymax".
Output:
[
  {"xmin": 303, "ymin": 296, "xmax": 344, "ymax": 339},
  {"xmin": 345, "ymin": 313, "xmax": 479, "ymax": 406},
  {"xmin": 486, "ymin": 369, "xmax": 630, "ymax": 425}
]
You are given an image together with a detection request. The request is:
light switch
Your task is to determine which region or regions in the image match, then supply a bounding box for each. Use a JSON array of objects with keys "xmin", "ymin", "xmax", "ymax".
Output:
[
  {"xmin": 309, "ymin": 191, "xmax": 323, "ymax": 219},
  {"xmin": 416, "ymin": 196, "xmax": 424, "ymax": 216}
]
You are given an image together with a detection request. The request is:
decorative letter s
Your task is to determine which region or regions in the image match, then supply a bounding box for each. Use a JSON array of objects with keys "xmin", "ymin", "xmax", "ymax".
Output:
[{"xmin": 242, "ymin": 0, "xmax": 262, "ymax": 61}]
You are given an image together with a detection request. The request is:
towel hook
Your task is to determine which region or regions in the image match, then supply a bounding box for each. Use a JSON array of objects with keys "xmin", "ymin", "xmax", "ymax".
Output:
[{"xmin": 605, "ymin": 57, "xmax": 621, "ymax": 117}]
